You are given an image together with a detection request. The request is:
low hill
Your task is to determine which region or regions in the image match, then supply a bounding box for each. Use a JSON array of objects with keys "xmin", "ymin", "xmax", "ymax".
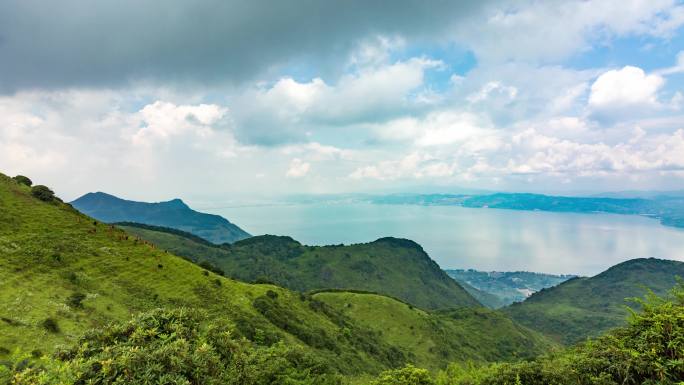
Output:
[
  {"xmin": 503, "ymin": 258, "xmax": 684, "ymax": 344},
  {"xmin": 446, "ymin": 269, "xmax": 576, "ymax": 308},
  {"xmin": 117, "ymin": 223, "xmax": 480, "ymax": 310},
  {"xmin": 0, "ymin": 173, "xmax": 551, "ymax": 380},
  {"xmin": 70, "ymin": 192, "xmax": 250, "ymax": 244},
  {"xmin": 312, "ymin": 291, "xmax": 555, "ymax": 370}
]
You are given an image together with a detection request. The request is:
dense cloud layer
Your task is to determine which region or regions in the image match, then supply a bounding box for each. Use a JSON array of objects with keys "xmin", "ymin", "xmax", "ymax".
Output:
[
  {"xmin": 0, "ymin": 0, "xmax": 491, "ymax": 92},
  {"xmin": 1, "ymin": 0, "xmax": 684, "ymax": 198}
]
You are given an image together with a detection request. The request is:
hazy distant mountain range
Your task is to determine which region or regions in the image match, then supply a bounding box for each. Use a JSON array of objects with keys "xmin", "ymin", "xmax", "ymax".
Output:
[{"xmin": 71, "ymin": 192, "xmax": 251, "ymax": 244}]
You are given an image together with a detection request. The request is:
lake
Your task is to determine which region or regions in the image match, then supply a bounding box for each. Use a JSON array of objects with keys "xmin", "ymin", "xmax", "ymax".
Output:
[{"xmin": 204, "ymin": 202, "xmax": 684, "ymax": 276}]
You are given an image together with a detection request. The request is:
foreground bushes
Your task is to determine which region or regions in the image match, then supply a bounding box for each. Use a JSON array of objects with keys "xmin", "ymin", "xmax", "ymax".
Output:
[
  {"xmin": 2, "ymin": 309, "xmax": 341, "ymax": 385},
  {"xmin": 425, "ymin": 282, "xmax": 684, "ymax": 385},
  {"xmin": 3, "ymin": 283, "xmax": 683, "ymax": 385}
]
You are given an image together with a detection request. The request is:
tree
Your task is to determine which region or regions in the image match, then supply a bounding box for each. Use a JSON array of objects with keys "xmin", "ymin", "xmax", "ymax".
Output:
[
  {"xmin": 30, "ymin": 185, "xmax": 55, "ymax": 202},
  {"xmin": 12, "ymin": 175, "xmax": 32, "ymax": 186},
  {"xmin": 371, "ymin": 365, "xmax": 435, "ymax": 385}
]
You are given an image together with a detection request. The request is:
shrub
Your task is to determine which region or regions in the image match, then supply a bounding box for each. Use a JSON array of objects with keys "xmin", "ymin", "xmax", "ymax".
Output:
[
  {"xmin": 198, "ymin": 260, "xmax": 225, "ymax": 276},
  {"xmin": 30, "ymin": 185, "xmax": 55, "ymax": 202},
  {"xmin": 67, "ymin": 293, "xmax": 86, "ymax": 309},
  {"xmin": 12, "ymin": 175, "xmax": 32, "ymax": 186},
  {"xmin": 371, "ymin": 365, "xmax": 434, "ymax": 385},
  {"xmin": 11, "ymin": 309, "xmax": 340, "ymax": 385},
  {"xmin": 41, "ymin": 318, "xmax": 59, "ymax": 333}
]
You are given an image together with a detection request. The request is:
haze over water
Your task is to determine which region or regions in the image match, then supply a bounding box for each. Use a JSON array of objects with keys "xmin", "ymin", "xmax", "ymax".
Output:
[{"xmin": 208, "ymin": 202, "xmax": 684, "ymax": 276}]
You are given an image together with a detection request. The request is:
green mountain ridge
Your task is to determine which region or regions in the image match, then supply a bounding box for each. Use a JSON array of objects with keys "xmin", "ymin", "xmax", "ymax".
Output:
[
  {"xmin": 116, "ymin": 222, "xmax": 480, "ymax": 310},
  {"xmin": 70, "ymin": 191, "xmax": 251, "ymax": 244},
  {"xmin": 503, "ymin": 257, "xmax": 684, "ymax": 344}
]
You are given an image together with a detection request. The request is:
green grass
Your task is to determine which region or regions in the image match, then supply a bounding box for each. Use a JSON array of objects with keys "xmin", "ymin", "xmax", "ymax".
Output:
[
  {"xmin": 119, "ymin": 224, "xmax": 480, "ymax": 310},
  {"xmin": 0, "ymin": 173, "xmax": 395, "ymax": 374},
  {"xmin": 503, "ymin": 258, "xmax": 684, "ymax": 344}
]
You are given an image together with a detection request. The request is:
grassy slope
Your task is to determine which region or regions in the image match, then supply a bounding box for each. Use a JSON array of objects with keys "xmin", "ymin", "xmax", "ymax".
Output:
[
  {"xmin": 503, "ymin": 258, "xmax": 684, "ymax": 345},
  {"xmin": 119, "ymin": 224, "xmax": 480, "ymax": 310},
  {"xmin": 0, "ymin": 174, "xmax": 402, "ymax": 375},
  {"xmin": 313, "ymin": 291, "xmax": 556, "ymax": 370},
  {"xmin": 0, "ymin": 174, "xmax": 551, "ymax": 377}
]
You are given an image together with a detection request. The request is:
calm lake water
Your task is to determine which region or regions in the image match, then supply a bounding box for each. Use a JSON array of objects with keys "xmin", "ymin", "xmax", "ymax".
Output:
[{"xmin": 205, "ymin": 202, "xmax": 684, "ymax": 276}]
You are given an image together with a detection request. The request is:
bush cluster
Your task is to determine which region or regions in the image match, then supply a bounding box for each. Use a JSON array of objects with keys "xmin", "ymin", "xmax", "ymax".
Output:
[
  {"xmin": 12, "ymin": 175, "xmax": 32, "ymax": 186},
  {"xmin": 30, "ymin": 185, "xmax": 55, "ymax": 202},
  {"xmin": 9, "ymin": 308, "xmax": 341, "ymax": 385}
]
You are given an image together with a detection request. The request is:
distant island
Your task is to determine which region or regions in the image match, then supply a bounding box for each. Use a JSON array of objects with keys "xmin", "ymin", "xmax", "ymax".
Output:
[{"xmin": 368, "ymin": 192, "xmax": 684, "ymax": 230}]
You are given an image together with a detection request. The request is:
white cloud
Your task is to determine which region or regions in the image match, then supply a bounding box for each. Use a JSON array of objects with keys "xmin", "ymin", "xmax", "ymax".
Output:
[
  {"xmin": 589, "ymin": 66, "xmax": 664, "ymax": 109},
  {"xmin": 467, "ymin": 81, "xmax": 518, "ymax": 104},
  {"xmin": 456, "ymin": 0, "xmax": 684, "ymax": 62},
  {"xmin": 132, "ymin": 101, "xmax": 229, "ymax": 146},
  {"xmin": 286, "ymin": 158, "xmax": 311, "ymax": 178},
  {"xmin": 232, "ymin": 55, "xmax": 443, "ymax": 144},
  {"xmin": 371, "ymin": 111, "xmax": 502, "ymax": 150},
  {"xmin": 351, "ymin": 117, "xmax": 684, "ymax": 182}
]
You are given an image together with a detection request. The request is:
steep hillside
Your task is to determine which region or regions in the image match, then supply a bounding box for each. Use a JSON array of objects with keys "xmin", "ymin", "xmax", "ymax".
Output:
[
  {"xmin": 71, "ymin": 192, "xmax": 250, "ymax": 243},
  {"xmin": 446, "ymin": 269, "xmax": 576, "ymax": 307},
  {"xmin": 0, "ymin": 175, "xmax": 401, "ymax": 375},
  {"xmin": 117, "ymin": 223, "xmax": 480, "ymax": 310},
  {"xmin": 0, "ymin": 173, "xmax": 550, "ymax": 380},
  {"xmin": 503, "ymin": 258, "xmax": 684, "ymax": 344},
  {"xmin": 313, "ymin": 291, "xmax": 555, "ymax": 370}
]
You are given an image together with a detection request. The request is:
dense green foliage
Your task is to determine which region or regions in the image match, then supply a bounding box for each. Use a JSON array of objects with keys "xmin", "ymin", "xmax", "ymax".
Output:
[
  {"xmin": 11, "ymin": 176, "xmax": 31, "ymax": 187},
  {"xmin": 503, "ymin": 258, "xmax": 684, "ymax": 344},
  {"xmin": 446, "ymin": 270, "xmax": 576, "ymax": 308},
  {"xmin": 29, "ymin": 185, "xmax": 55, "ymax": 202},
  {"xmin": 71, "ymin": 191, "xmax": 250, "ymax": 243},
  {"xmin": 116, "ymin": 225, "xmax": 480, "ymax": 310},
  {"xmin": 2, "ymin": 308, "xmax": 341, "ymax": 385}
]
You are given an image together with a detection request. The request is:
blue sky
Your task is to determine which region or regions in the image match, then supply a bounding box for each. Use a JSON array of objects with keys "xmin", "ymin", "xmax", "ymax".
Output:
[{"xmin": 1, "ymin": 0, "xmax": 684, "ymax": 201}]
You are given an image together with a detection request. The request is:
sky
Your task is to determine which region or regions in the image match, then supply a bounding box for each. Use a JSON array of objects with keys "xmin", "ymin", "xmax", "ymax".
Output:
[{"xmin": 1, "ymin": 0, "xmax": 684, "ymax": 202}]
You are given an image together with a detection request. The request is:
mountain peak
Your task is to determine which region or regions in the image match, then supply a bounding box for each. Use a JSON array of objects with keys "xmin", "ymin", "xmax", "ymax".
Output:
[
  {"xmin": 70, "ymin": 191, "xmax": 250, "ymax": 244},
  {"xmin": 163, "ymin": 198, "xmax": 189, "ymax": 209}
]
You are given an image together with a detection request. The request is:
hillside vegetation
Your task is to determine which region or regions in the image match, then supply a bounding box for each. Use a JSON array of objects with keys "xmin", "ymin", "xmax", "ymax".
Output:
[
  {"xmin": 503, "ymin": 258, "xmax": 684, "ymax": 344},
  {"xmin": 313, "ymin": 291, "xmax": 555, "ymax": 370},
  {"xmin": 118, "ymin": 223, "xmax": 480, "ymax": 310},
  {"xmin": 71, "ymin": 191, "xmax": 250, "ymax": 243},
  {"xmin": 0, "ymin": 173, "xmax": 552, "ymax": 383},
  {"xmin": 373, "ymin": 283, "xmax": 684, "ymax": 385}
]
